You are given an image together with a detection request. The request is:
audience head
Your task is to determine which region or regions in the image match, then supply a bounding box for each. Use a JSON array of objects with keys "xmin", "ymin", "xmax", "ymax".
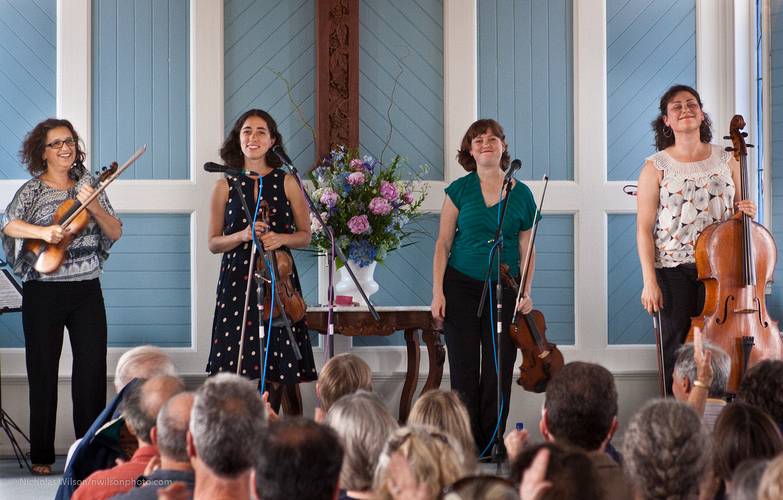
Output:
[
  {"xmin": 712, "ymin": 401, "xmax": 783, "ymax": 482},
  {"xmin": 408, "ymin": 389, "xmax": 477, "ymax": 462},
  {"xmin": 153, "ymin": 391, "xmax": 194, "ymax": 463},
  {"xmin": 441, "ymin": 475, "xmax": 519, "ymax": 500},
  {"xmin": 114, "ymin": 345, "xmax": 177, "ymax": 392},
  {"xmin": 374, "ymin": 425, "xmax": 467, "ymax": 500},
  {"xmin": 738, "ymin": 359, "xmax": 783, "ymax": 427},
  {"xmin": 672, "ymin": 341, "xmax": 730, "ymax": 400},
  {"xmin": 729, "ymin": 459, "xmax": 769, "ymax": 500},
  {"xmin": 542, "ymin": 362, "xmax": 618, "ymax": 451},
  {"xmin": 189, "ymin": 373, "xmax": 267, "ymax": 477},
  {"xmin": 317, "ymin": 353, "xmax": 372, "ymax": 413},
  {"xmin": 325, "ymin": 390, "xmax": 398, "ymax": 493},
  {"xmin": 122, "ymin": 375, "xmax": 185, "ymax": 445},
  {"xmin": 509, "ymin": 443, "xmax": 602, "ymax": 500},
  {"xmin": 623, "ymin": 399, "xmax": 710, "ymax": 500},
  {"xmin": 759, "ymin": 454, "xmax": 783, "ymax": 500},
  {"xmin": 254, "ymin": 417, "xmax": 343, "ymax": 500}
]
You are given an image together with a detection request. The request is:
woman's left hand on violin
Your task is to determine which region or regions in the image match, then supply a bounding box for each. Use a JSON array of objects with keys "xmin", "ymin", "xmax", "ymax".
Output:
[
  {"xmin": 76, "ymin": 185, "xmax": 99, "ymax": 213},
  {"xmin": 260, "ymin": 230, "xmax": 288, "ymax": 251},
  {"xmin": 516, "ymin": 295, "xmax": 533, "ymax": 315},
  {"xmin": 735, "ymin": 199, "xmax": 757, "ymax": 218}
]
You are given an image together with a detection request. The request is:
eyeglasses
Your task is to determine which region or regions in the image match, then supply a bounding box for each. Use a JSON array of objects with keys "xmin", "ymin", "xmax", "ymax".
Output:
[{"xmin": 45, "ymin": 138, "xmax": 77, "ymax": 150}]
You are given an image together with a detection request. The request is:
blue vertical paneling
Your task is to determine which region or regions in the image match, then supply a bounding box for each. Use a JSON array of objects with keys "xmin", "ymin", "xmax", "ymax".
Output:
[
  {"xmin": 102, "ymin": 214, "xmax": 191, "ymax": 347},
  {"xmin": 0, "ymin": 0, "xmax": 55, "ymax": 179},
  {"xmin": 92, "ymin": 0, "xmax": 189, "ymax": 179},
  {"xmin": 768, "ymin": 0, "xmax": 783, "ymax": 320},
  {"xmin": 606, "ymin": 0, "xmax": 696, "ymax": 181},
  {"xmin": 224, "ymin": 0, "xmax": 316, "ymax": 168},
  {"xmin": 607, "ymin": 214, "xmax": 653, "ymax": 344},
  {"xmin": 359, "ymin": 0, "xmax": 444, "ymax": 180},
  {"xmin": 0, "ymin": 214, "xmax": 191, "ymax": 348},
  {"xmin": 478, "ymin": 0, "xmax": 573, "ymax": 181}
]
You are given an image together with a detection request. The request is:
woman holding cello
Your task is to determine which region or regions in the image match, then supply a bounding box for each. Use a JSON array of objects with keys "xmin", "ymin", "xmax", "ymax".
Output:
[
  {"xmin": 207, "ymin": 109, "xmax": 316, "ymax": 411},
  {"xmin": 636, "ymin": 84, "xmax": 756, "ymax": 393},
  {"xmin": 1, "ymin": 118, "xmax": 122, "ymax": 475},
  {"xmin": 431, "ymin": 119, "xmax": 536, "ymax": 455}
]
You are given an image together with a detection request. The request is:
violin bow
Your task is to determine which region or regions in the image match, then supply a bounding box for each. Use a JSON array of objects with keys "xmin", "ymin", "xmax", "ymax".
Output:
[{"xmin": 512, "ymin": 176, "xmax": 549, "ymax": 324}]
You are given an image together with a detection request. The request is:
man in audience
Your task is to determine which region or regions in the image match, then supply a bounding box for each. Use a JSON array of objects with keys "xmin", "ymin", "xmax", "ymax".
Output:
[
  {"xmin": 254, "ymin": 418, "xmax": 343, "ymax": 500},
  {"xmin": 58, "ymin": 345, "xmax": 178, "ymax": 500},
  {"xmin": 510, "ymin": 362, "xmax": 632, "ymax": 499},
  {"xmin": 671, "ymin": 341, "xmax": 730, "ymax": 430},
  {"xmin": 113, "ymin": 391, "xmax": 195, "ymax": 500},
  {"xmin": 73, "ymin": 375, "xmax": 185, "ymax": 500},
  {"xmin": 189, "ymin": 373, "xmax": 267, "ymax": 500},
  {"xmin": 738, "ymin": 359, "xmax": 783, "ymax": 429}
]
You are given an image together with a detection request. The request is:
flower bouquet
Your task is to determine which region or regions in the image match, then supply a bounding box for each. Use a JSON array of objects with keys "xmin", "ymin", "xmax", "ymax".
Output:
[{"xmin": 308, "ymin": 146, "xmax": 427, "ymax": 268}]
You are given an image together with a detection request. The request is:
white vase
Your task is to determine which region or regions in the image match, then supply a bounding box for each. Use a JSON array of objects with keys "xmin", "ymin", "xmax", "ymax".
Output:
[{"xmin": 333, "ymin": 260, "xmax": 379, "ymax": 304}]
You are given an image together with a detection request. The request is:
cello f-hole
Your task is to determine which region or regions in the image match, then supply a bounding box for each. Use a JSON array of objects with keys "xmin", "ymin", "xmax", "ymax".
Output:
[
  {"xmin": 754, "ymin": 297, "xmax": 769, "ymax": 328},
  {"xmin": 716, "ymin": 296, "xmax": 734, "ymax": 325}
]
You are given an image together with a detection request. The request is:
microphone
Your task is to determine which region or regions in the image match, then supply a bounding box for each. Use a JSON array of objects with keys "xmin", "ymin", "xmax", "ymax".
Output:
[
  {"xmin": 271, "ymin": 145, "xmax": 294, "ymax": 167},
  {"xmin": 504, "ymin": 159, "xmax": 522, "ymax": 183},
  {"xmin": 203, "ymin": 162, "xmax": 259, "ymax": 177}
]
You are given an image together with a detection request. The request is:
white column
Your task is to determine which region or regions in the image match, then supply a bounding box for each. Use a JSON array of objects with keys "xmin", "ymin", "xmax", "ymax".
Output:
[{"xmin": 696, "ymin": 0, "xmax": 735, "ymax": 135}]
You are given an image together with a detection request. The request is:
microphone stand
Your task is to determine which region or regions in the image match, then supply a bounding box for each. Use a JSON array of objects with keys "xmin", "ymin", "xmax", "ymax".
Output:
[
  {"xmin": 283, "ymin": 162, "xmax": 379, "ymax": 359},
  {"xmin": 476, "ymin": 175, "xmax": 515, "ymax": 470}
]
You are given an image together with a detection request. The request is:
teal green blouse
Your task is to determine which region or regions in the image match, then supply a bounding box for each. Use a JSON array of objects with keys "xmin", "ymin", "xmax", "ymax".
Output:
[{"xmin": 445, "ymin": 172, "xmax": 537, "ymax": 281}]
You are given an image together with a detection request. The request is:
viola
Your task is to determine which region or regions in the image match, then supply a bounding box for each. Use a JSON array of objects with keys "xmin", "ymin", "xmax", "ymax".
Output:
[
  {"xmin": 688, "ymin": 115, "xmax": 782, "ymax": 392},
  {"xmin": 258, "ymin": 200, "xmax": 306, "ymax": 323},
  {"xmin": 505, "ymin": 176, "xmax": 564, "ymax": 393},
  {"xmin": 21, "ymin": 146, "xmax": 146, "ymax": 274}
]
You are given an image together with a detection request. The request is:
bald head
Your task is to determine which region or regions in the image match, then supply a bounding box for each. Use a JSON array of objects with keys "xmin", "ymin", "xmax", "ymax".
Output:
[
  {"xmin": 156, "ymin": 392, "xmax": 194, "ymax": 462},
  {"xmin": 123, "ymin": 375, "xmax": 185, "ymax": 444}
]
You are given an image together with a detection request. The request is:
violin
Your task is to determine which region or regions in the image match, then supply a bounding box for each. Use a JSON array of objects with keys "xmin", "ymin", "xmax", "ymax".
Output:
[
  {"xmin": 505, "ymin": 176, "xmax": 564, "ymax": 393},
  {"xmin": 688, "ymin": 115, "xmax": 782, "ymax": 392},
  {"xmin": 21, "ymin": 146, "xmax": 146, "ymax": 274},
  {"xmin": 258, "ymin": 200, "xmax": 306, "ymax": 323}
]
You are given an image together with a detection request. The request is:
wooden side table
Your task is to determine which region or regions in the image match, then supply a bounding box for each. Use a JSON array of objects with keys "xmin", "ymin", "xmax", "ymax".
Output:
[{"xmin": 306, "ymin": 306, "xmax": 445, "ymax": 422}]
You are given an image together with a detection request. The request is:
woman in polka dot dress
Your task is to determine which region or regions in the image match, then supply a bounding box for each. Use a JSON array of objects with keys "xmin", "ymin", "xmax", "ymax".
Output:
[{"xmin": 207, "ymin": 109, "xmax": 317, "ymax": 407}]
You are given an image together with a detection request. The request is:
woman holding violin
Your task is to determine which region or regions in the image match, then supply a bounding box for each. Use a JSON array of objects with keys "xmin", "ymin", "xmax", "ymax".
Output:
[
  {"xmin": 431, "ymin": 119, "xmax": 536, "ymax": 454},
  {"xmin": 207, "ymin": 109, "xmax": 316, "ymax": 409},
  {"xmin": 636, "ymin": 84, "xmax": 756, "ymax": 393},
  {"xmin": 1, "ymin": 118, "xmax": 122, "ymax": 475}
]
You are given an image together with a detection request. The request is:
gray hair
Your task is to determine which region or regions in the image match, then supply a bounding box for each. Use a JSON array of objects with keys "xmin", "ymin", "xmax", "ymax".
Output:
[
  {"xmin": 325, "ymin": 390, "xmax": 398, "ymax": 491},
  {"xmin": 156, "ymin": 392, "xmax": 194, "ymax": 462},
  {"xmin": 729, "ymin": 459, "xmax": 769, "ymax": 500},
  {"xmin": 623, "ymin": 399, "xmax": 711, "ymax": 500},
  {"xmin": 190, "ymin": 373, "xmax": 267, "ymax": 477},
  {"xmin": 122, "ymin": 375, "xmax": 185, "ymax": 444},
  {"xmin": 114, "ymin": 345, "xmax": 177, "ymax": 392},
  {"xmin": 673, "ymin": 341, "xmax": 730, "ymax": 397}
]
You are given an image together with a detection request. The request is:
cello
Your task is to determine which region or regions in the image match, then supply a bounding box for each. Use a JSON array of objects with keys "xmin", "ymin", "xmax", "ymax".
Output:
[{"xmin": 687, "ymin": 115, "xmax": 782, "ymax": 393}]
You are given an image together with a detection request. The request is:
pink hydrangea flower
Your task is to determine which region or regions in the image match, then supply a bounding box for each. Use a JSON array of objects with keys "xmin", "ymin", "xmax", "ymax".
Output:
[
  {"xmin": 380, "ymin": 180, "xmax": 398, "ymax": 201},
  {"xmin": 347, "ymin": 171, "xmax": 365, "ymax": 186},
  {"xmin": 347, "ymin": 215, "xmax": 370, "ymax": 234},
  {"xmin": 402, "ymin": 191, "xmax": 415, "ymax": 205},
  {"xmin": 368, "ymin": 197, "xmax": 392, "ymax": 215},
  {"xmin": 320, "ymin": 189, "xmax": 339, "ymax": 208},
  {"xmin": 350, "ymin": 158, "xmax": 365, "ymax": 171}
]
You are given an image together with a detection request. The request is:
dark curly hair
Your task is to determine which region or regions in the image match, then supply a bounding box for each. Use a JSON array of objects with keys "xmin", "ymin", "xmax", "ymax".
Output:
[
  {"xmin": 20, "ymin": 118, "xmax": 86, "ymax": 179},
  {"xmin": 651, "ymin": 84, "xmax": 713, "ymax": 151},
  {"xmin": 544, "ymin": 362, "xmax": 618, "ymax": 451},
  {"xmin": 220, "ymin": 109, "xmax": 284, "ymax": 169},
  {"xmin": 712, "ymin": 402, "xmax": 783, "ymax": 481},
  {"xmin": 456, "ymin": 118, "xmax": 511, "ymax": 171},
  {"xmin": 509, "ymin": 443, "xmax": 602, "ymax": 500},
  {"xmin": 738, "ymin": 359, "xmax": 783, "ymax": 427}
]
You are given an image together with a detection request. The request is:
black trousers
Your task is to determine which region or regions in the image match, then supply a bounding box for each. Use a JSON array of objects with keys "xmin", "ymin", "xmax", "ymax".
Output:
[
  {"xmin": 442, "ymin": 266, "xmax": 517, "ymax": 454},
  {"xmin": 655, "ymin": 265, "xmax": 704, "ymax": 394},
  {"xmin": 22, "ymin": 278, "xmax": 108, "ymax": 464}
]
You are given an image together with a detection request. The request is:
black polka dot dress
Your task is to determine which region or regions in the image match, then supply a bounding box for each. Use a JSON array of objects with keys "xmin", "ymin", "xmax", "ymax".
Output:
[{"xmin": 206, "ymin": 169, "xmax": 317, "ymax": 383}]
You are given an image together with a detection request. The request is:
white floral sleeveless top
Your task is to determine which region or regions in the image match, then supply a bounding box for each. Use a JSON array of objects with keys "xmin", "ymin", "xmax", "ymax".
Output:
[{"xmin": 650, "ymin": 144, "xmax": 735, "ymax": 268}]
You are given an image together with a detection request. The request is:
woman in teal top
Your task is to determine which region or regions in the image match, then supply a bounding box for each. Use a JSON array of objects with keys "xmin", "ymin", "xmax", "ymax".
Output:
[{"xmin": 431, "ymin": 118, "xmax": 537, "ymax": 456}]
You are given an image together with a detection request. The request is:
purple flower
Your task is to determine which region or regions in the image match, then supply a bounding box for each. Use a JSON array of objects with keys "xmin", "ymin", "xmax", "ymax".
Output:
[
  {"xmin": 347, "ymin": 171, "xmax": 365, "ymax": 186},
  {"xmin": 348, "ymin": 239, "xmax": 377, "ymax": 267},
  {"xmin": 380, "ymin": 180, "xmax": 398, "ymax": 201},
  {"xmin": 347, "ymin": 215, "xmax": 371, "ymax": 235},
  {"xmin": 402, "ymin": 191, "xmax": 415, "ymax": 205},
  {"xmin": 320, "ymin": 189, "xmax": 338, "ymax": 208},
  {"xmin": 350, "ymin": 158, "xmax": 365, "ymax": 171},
  {"xmin": 368, "ymin": 197, "xmax": 392, "ymax": 215}
]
